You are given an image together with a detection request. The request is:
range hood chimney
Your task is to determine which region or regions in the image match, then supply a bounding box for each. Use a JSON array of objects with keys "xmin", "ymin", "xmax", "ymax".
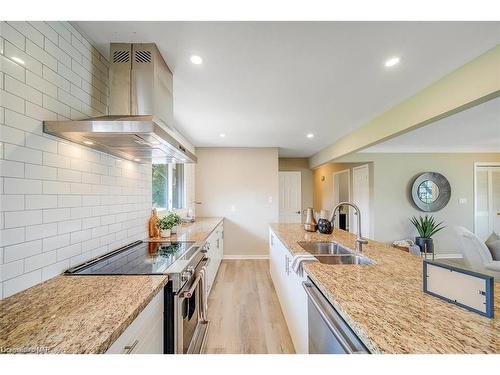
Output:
[{"xmin": 43, "ymin": 43, "xmax": 196, "ymax": 164}]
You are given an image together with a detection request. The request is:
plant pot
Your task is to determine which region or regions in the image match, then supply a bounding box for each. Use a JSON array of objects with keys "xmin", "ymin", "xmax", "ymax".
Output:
[
  {"xmin": 171, "ymin": 225, "xmax": 179, "ymax": 234},
  {"xmin": 317, "ymin": 219, "xmax": 333, "ymax": 234},
  {"xmin": 415, "ymin": 237, "xmax": 433, "ymax": 253},
  {"xmin": 160, "ymin": 229, "xmax": 171, "ymax": 238}
]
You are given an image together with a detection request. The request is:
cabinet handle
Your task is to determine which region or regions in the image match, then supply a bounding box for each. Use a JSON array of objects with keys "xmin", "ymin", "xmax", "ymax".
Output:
[
  {"xmin": 216, "ymin": 238, "xmax": 220, "ymax": 248},
  {"xmin": 124, "ymin": 339, "xmax": 139, "ymax": 354}
]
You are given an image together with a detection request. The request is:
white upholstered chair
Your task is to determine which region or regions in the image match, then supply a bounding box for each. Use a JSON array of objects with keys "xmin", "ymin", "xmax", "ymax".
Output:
[{"xmin": 454, "ymin": 226, "xmax": 500, "ymax": 273}]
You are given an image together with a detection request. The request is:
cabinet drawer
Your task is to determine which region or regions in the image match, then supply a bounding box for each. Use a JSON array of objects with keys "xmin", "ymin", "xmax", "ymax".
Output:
[{"xmin": 106, "ymin": 289, "xmax": 164, "ymax": 354}]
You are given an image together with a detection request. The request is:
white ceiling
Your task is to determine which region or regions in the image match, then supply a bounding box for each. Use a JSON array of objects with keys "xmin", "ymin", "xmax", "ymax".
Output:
[
  {"xmin": 361, "ymin": 97, "xmax": 500, "ymax": 153},
  {"xmin": 75, "ymin": 21, "xmax": 500, "ymax": 157}
]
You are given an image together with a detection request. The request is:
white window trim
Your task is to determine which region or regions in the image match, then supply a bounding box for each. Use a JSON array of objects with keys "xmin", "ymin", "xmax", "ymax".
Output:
[{"xmin": 154, "ymin": 164, "xmax": 187, "ymax": 215}]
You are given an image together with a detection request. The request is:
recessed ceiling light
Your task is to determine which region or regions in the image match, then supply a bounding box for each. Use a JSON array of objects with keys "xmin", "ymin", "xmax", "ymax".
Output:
[
  {"xmin": 11, "ymin": 56, "xmax": 25, "ymax": 65},
  {"xmin": 219, "ymin": 133, "xmax": 226, "ymax": 138},
  {"xmin": 134, "ymin": 158, "xmax": 141, "ymax": 162},
  {"xmin": 83, "ymin": 140, "xmax": 94, "ymax": 145},
  {"xmin": 190, "ymin": 55, "xmax": 203, "ymax": 65},
  {"xmin": 306, "ymin": 133, "xmax": 314, "ymax": 139},
  {"xmin": 384, "ymin": 56, "xmax": 400, "ymax": 68}
]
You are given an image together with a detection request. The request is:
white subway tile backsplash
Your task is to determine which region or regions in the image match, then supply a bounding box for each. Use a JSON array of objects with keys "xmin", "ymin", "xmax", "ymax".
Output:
[
  {"xmin": 24, "ymin": 250, "xmax": 57, "ymax": 273},
  {"xmin": 0, "ymin": 159, "xmax": 25, "ymax": 178},
  {"xmin": 26, "ymin": 39, "xmax": 58, "ymax": 70},
  {"xmin": 42, "ymin": 180, "xmax": 71, "ymax": 194},
  {"xmin": 25, "ymin": 102, "xmax": 58, "ymax": 122},
  {"xmin": 4, "ymin": 178, "xmax": 42, "ymax": 194},
  {"xmin": 3, "ymin": 269, "xmax": 41, "ymax": 298},
  {"xmin": 42, "ymin": 66, "xmax": 70, "ymax": 92},
  {"xmin": 44, "ymin": 38, "xmax": 72, "ymax": 68},
  {"xmin": 42, "ymin": 234, "xmax": 70, "ymax": 252},
  {"xmin": 3, "ymin": 240, "xmax": 41, "ymax": 262},
  {"xmin": 0, "ymin": 227, "xmax": 25, "ymax": 247},
  {"xmin": 4, "ymin": 143, "xmax": 43, "ymax": 164},
  {"xmin": 1, "ymin": 55, "xmax": 26, "ymax": 82},
  {"xmin": 1, "ymin": 22, "xmax": 25, "ymax": 50},
  {"xmin": 5, "ymin": 74, "xmax": 42, "ymax": 106},
  {"xmin": 4, "ymin": 210, "xmax": 42, "ymax": 228},
  {"xmin": 42, "ymin": 94, "xmax": 71, "ymax": 118},
  {"xmin": 0, "ymin": 22, "xmax": 150, "ymax": 299},
  {"xmin": 25, "ymin": 223, "xmax": 58, "ymax": 241},
  {"xmin": 57, "ymin": 195, "xmax": 81, "ymax": 208},
  {"xmin": 25, "ymin": 195, "xmax": 58, "ymax": 210},
  {"xmin": 0, "ymin": 125, "xmax": 25, "ymax": 146},
  {"xmin": 43, "ymin": 152, "xmax": 70, "ymax": 169},
  {"xmin": 1, "ymin": 259, "xmax": 24, "ymax": 281},
  {"xmin": 4, "ymin": 40, "xmax": 43, "ymax": 76},
  {"xmin": 26, "ymin": 71, "xmax": 58, "ymax": 99},
  {"xmin": 0, "ymin": 89, "xmax": 25, "ymax": 113},
  {"xmin": 0, "ymin": 195, "xmax": 24, "ymax": 211},
  {"xmin": 25, "ymin": 133, "xmax": 58, "ymax": 153},
  {"xmin": 25, "ymin": 164, "xmax": 57, "ymax": 180},
  {"xmin": 29, "ymin": 22, "xmax": 58, "ymax": 44},
  {"xmin": 57, "ymin": 219, "xmax": 81, "ymax": 234}
]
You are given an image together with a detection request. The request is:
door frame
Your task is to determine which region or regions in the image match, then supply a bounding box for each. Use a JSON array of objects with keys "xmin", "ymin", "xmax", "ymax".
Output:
[
  {"xmin": 279, "ymin": 171, "xmax": 302, "ymax": 223},
  {"xmin": 332, "ymin": 169, "xmax": 351, "ymax": 230},
  {"xmin": 351, "ymin": 164, "xmax": 372, "ymax": 238},
  {"xmin": 474, "ymin": 162, "xmax": 500, "ymax": 236}
]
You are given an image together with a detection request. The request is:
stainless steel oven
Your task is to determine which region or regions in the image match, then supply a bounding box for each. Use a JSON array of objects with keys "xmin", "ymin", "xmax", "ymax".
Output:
[
  {"xmin": 303, "ymin": 279, "xmax": 370, "ymax": 354},
  {"xmin": 172, "ymin": 256, "xmax": 210, "ymax": 354}
]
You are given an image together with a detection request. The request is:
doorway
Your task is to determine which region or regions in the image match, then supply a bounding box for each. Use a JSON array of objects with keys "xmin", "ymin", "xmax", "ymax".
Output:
[
  {"xmin": 475, "ymin": 163, "xmax": 500, "ymax": 240},
  {"xmin": 352, "ymin": 164, "xmax": 371, "ymax": 238},
  {"xmin": 279, "ymin": 171, "xmax": 302, "ymax": 223},
  {"xmin": 332, "ymin": 169, "xmax": 351, "ymax": 231}
]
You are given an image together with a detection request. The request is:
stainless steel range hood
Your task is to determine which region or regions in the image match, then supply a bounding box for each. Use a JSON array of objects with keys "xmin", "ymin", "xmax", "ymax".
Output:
[{"xmin": 43, "ymin": 43, "xmax": 196, "ymax": 163}]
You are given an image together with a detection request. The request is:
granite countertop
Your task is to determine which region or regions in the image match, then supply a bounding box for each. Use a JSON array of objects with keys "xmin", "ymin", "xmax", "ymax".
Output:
[
  {"xmin": 269, "ymin": 223, "xmax": 500, "ymax": 354},
  {"xmin": 0, "ymin": 217, "xmax": 223, "ymax": 354}
]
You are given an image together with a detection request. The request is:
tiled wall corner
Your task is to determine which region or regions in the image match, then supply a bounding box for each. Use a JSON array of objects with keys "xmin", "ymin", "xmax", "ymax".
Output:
[{"xmin": 0, "ymin": 21, "xmax": 152, "ymax": 299}]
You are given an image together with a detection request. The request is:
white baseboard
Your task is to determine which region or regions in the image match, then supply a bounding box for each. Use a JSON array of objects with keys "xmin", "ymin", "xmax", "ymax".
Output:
[
  {"xmin": 432, "ymin": 253, "xmax": 463, "ymax": 259},
  {"xmin": 223, "ymin": 254, "xmax": 269, "ymax": 260}
]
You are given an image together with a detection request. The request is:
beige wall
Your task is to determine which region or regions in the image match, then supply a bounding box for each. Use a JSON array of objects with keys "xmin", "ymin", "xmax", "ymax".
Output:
[
  {"xmin": 278, "ymin": 158, "xmax": 313, "ymax": 221},
  {"xmin": 195, "ymin": 148, "xmax": 279, "ymax": 256},
  {"xmin": 336, "ymin": 153, "xmax": 500, "ymax": 255},
  {"xmin": 312, "ymin": 163, "xmax": 361, "ymax": 211}
]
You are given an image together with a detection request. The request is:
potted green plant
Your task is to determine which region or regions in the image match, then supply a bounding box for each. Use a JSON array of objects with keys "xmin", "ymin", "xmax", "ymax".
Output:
[
  {"xmin": 168, "ymin": 212, "xmax": 182, "ymax": 234},
  {"xmin": 157, "ymin": 215, "xmax": 176, "ymax": 238},
  {"xmin": 410, "ymin": 215, "xmax": 445, "ymax": 253}
]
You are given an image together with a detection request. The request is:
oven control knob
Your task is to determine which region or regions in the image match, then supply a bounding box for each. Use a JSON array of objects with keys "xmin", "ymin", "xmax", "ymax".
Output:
[
  {"xmin": 187, "ymin": 265, "xmax": 195, "ymax": 274},
  {"xmin": 181, "ymin": 271, "xmax": 191, "ymax": 282}
]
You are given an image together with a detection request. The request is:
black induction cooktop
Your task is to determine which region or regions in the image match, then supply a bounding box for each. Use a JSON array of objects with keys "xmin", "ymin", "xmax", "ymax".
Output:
[{"xmin": 65, "ymin": 240, "xmax": 196, "ymax": 275}]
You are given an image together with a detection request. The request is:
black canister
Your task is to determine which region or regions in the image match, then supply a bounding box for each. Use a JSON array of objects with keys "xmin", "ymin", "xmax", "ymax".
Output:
[{"xmin": 317, "ymin": 218, "xmax": 333, "ymax": 234}]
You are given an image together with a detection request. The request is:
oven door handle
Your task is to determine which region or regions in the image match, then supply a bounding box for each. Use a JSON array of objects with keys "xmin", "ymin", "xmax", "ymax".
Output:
[{"xmin": 182, "ymin": 258, "xmax": 209, "ymax": 299}]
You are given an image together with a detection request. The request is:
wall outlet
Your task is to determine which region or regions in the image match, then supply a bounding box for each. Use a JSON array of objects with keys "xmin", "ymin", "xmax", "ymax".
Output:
[{"xmin": 458, "ymin": 198, "xmax": 467, "ymax": 205}]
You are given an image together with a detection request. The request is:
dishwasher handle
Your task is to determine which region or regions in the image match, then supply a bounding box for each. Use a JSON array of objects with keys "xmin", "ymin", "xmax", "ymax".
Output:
[{"xmin": 303, "ymin": 281, "xmax": 368, "ymax": 354}]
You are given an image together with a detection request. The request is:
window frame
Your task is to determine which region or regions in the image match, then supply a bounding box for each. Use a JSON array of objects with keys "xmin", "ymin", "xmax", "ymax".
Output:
[{"xmin": 152, "ymin": 163, "xmax": 186, "ymax": 213}]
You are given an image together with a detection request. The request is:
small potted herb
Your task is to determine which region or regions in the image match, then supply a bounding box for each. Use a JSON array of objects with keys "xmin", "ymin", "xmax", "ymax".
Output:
[
  {"xmin": 410, "ymin": 215, "xmax": 445, "ymax": 253},
  {"xmin": 157, "ymin": 215, "xmax": 175, "ymax": 238},
  {"xmin": 168, "ymin": 212, "xmax": 182, "ymax": 234}
]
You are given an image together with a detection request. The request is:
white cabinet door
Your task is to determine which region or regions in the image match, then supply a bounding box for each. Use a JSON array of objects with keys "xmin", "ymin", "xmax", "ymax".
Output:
[
  {"xmin": 106, "ymin": 289, "xmax": 164, "ymax": 354},
  {"xmin": 206, "ymin": 222, "xmax": 224, "ymax": 296},
  {"xmin": 269, "ymin": 229, "xmax": 309, "ymax": 353}
]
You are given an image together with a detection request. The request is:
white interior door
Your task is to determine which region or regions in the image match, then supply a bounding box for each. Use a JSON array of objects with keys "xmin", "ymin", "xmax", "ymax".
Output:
[
  {"xmin": 352, "ymin": 164, "xmax": 370, "ymax": 238},
  {"xmin": 332, "ymin": 169, "xmax": 350, "ymax": 231},
  {"xmin": 279, "ymin": 171, "xmax": 302, "ymax": 223},
  {"xmin": 475, "ymin": 165, "xmax": 500, "ymax": 240}
]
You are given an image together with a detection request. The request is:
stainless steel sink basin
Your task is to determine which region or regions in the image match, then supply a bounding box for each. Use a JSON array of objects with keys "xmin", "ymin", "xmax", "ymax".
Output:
[
  {"xmin": 314, "ymin": 254, "xmax": 375, "ymax": 266},
  {"xmin": 298, "ymin": 241, "xmax": 353, "ymax": 255}
]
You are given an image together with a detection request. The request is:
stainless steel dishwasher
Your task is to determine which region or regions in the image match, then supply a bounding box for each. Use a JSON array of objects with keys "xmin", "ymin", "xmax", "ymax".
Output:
[{"xmin": 303, "ymin": 279, "xmax": 370, "ymax": 354}]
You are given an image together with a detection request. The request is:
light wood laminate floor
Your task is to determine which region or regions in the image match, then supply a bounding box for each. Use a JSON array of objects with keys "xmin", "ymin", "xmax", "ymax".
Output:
[{"xmin": 203, "ymin": 260, "xmax": 295, "ymax": 354}]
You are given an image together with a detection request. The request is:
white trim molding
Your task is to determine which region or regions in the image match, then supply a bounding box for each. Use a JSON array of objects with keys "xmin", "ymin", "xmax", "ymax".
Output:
[{"xmin": 223, "ymin": 254, "xmax": 270, "ymax": 260}]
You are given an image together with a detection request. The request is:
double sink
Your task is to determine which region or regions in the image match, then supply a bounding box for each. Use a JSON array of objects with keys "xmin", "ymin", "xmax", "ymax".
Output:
[{"xmin": 298, "ymin": 242, "xmax": 375, "ymax": 265}]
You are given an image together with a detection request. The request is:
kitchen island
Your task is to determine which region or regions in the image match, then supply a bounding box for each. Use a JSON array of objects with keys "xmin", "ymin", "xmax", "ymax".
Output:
[
  {"xmin": 0, "ymin": 218, "xmax": 223, "ymax": 354},
  {"xmin": 269, "ymin": 223, "xmax": 500, "ymax": 354}
]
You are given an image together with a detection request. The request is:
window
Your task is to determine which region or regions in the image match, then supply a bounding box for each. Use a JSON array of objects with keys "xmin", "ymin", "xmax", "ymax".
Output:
[{"xmin": 152, "ymin": 163, "xmax": 185, "ymax": 210}]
